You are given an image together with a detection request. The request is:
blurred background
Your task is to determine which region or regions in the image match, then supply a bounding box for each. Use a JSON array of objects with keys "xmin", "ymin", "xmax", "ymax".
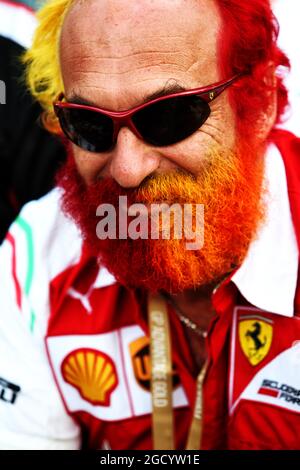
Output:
[
  {"xmin": 0, "ymin": 0, "xmax": 66, "ymax": 242},
  {"xmin": 0, "ymin": 0, "xmax": 299, "ymax": 243},
  {"xmin": 272, "ymin": 0, "xmax": 300, "ymax": 136}
]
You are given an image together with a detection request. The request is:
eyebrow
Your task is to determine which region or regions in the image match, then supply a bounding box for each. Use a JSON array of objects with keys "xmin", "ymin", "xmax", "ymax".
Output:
[
  {"xmin": 143, "ymin": 82, "xmax": 187, "ymax": 101},
  {"xmin": 67, "ymin": 81, "xmax": 187, "ymax": 107},
  {"xmin": 67, "ymin": 94, "xmax": 96, "ymax": 106}
]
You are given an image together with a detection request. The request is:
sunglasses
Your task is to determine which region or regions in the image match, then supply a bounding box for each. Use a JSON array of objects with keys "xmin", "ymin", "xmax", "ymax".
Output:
[{"xmin": 53, "ymin": 74, "xmax": 243, "ymax": 153}]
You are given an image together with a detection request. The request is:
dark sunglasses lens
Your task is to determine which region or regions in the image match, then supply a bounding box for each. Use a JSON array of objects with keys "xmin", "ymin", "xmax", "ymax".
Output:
[
  {"xmin": 57, "ymin": 107, "xmax": 114, "ymax": 152},
  {"xmin": 132, "ymin": 95, "xmax": 211, "ymax": 146}
]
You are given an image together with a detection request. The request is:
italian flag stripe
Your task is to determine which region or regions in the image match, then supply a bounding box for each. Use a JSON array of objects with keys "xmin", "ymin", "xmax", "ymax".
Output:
[
  {"xmin": 6, "ymin": 232, "xmax": 22, "ymax": 309},
  {"xmin": 16, "ymin": 216, "xmax": 34, "ymax": 295},
  {"xmin": 7, "ymin": 216, "xmax": 36, "ymax": 332}
]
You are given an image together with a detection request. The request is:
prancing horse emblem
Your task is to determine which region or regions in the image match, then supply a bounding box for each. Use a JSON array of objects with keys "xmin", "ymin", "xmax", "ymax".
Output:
[{"xmin": 245, "ymin": 322, "xmax": 267, "ymax": 351}]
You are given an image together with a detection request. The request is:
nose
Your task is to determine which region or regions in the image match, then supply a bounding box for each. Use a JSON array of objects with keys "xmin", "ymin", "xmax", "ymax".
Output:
[{"xmin": 108, "ymin": 127, "xmax": 161, "ymax": 188}]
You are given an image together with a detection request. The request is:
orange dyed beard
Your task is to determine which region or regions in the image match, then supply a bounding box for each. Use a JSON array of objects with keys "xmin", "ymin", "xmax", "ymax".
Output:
[{"xmin": 57, "ymin": 144, "xmax": 265, "ymax": 293}]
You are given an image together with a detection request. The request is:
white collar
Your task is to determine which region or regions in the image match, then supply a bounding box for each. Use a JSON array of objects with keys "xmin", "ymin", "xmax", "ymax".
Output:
[{"xmin": 232, "ymin": 143, "xmax": 299, "ymax": 317}]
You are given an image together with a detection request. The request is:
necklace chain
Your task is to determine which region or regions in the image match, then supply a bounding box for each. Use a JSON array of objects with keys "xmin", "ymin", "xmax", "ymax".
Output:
[{"xmin": 162, "ymin": 293, "xmax": 208, "ymax": 339}]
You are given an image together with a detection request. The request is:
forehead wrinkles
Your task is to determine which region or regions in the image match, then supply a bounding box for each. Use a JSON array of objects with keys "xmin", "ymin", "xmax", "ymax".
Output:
[
  {"xmin": 60, "ymin": 0, "xmax": 221, "ymax": 71},
  {"xmin": 60, "ymin": 39, "xmax": 205, "ymax": 80}
]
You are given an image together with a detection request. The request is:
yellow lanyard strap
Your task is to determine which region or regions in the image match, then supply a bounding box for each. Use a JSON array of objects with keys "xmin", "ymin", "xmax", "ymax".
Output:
[
  {"xmin": 185, "ymin": 360, "xmax": 208, "ymax": 450},
  {"xmin": 148, "ymin": 293, "xmax": 208, "ymax": 450},
  {"xmin": 148, "ymin": 293, "xmax": 175, "ymax": 450}
]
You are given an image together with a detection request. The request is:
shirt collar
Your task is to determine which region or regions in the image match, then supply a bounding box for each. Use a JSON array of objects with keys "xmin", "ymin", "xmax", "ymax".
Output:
[{"xmin": 231, "ymin": 143, "xmax": 299, "ymax": 317}]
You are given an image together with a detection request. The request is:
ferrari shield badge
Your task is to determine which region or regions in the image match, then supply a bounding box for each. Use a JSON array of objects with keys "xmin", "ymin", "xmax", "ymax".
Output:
[{"xmin": 239, "ymin": 316, "xmax": 273, "ymax": 366}]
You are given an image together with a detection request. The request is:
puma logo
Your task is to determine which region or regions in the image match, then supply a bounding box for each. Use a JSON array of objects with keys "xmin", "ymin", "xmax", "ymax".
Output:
[{"xmin": 67, "ymin": 286, "xmax": 94, "ymax": 314}]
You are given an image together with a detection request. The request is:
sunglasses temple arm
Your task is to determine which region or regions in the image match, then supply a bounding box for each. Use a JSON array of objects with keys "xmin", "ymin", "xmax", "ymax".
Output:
[{"xmin": 207, "ymin": 74, "xmax": 245, "ymax": 102}]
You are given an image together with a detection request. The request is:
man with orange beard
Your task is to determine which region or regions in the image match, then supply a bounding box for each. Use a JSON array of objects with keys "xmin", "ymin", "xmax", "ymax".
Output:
[{"xmin": 0, "ymin": 0, "xmax": 299, "ymax": 450}]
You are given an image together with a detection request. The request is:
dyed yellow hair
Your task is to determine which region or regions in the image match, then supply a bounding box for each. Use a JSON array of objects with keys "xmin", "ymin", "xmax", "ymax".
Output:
[{"xmin": 23, "ymin": 0, "xmax": 74, "ymax": 130}]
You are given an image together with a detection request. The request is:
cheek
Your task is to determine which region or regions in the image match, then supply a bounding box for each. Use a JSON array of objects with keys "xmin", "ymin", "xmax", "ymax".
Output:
[
  {"xmin": 157, "ymin": 116, "xmax": 237, "ymax": 175},
  {"xmin": 72, "ymin": 145, "xmax": 109, "ymax": 184}
]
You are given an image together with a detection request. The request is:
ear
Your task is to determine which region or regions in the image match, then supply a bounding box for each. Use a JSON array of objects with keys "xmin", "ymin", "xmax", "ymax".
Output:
[{"xmin": 255, "ymin": 61, "xmax": 278, "ymax": 140}]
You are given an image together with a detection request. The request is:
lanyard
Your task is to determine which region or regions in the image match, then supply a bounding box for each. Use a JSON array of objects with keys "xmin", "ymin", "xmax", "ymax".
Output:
[{"xmin": 148, "ymin": 293, "xmax": 208, "ymax": 450}]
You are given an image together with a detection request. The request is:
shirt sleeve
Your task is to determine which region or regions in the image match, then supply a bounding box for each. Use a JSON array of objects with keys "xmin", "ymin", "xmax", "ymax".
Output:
[{"xmin": 0, "ymin": 192, "xmax": 82, "ymax": 449}]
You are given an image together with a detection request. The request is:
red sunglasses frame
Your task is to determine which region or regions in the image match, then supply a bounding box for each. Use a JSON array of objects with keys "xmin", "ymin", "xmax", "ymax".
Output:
[{"xmin": 53, "ymin": 73, "xmax": 244, "ymax": 148}]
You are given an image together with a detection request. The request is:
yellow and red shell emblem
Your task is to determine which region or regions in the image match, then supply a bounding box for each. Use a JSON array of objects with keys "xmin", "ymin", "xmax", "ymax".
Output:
[{"xmin": 61, "ymin": 348, "xmax": 118, "ymax": 406}]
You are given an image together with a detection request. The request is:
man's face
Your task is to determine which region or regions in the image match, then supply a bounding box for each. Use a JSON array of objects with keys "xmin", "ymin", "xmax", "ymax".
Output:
[
  {"xmin": 60, "ymin": 0, "xmax": 236, "ymax": 185},
  {"xmin": 58, "ymin": 0, "xmax": 266, "ymax": 293}
]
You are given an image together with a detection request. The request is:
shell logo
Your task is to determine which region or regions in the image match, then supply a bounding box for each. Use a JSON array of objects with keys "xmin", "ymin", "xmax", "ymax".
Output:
[{"xmin": 61, "ymin": 348, "xmax": 118, "ymax": 406}]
